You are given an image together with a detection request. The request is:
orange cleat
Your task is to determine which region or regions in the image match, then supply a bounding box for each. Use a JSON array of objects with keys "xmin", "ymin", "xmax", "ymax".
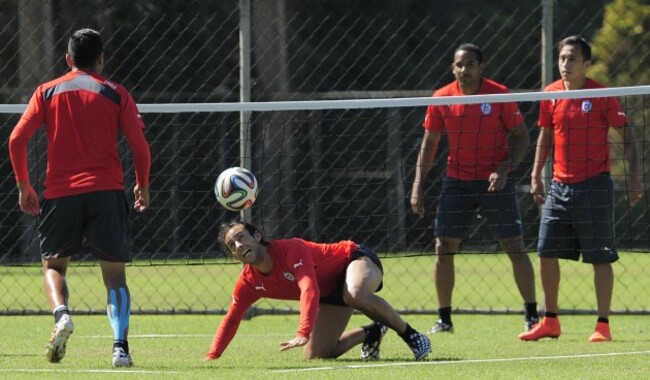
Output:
[
  {"xmin": 518, "ymin": 317, "xmax": 561, "ymax": 341},
  {"xmin": 588, "ymin": 322, "xmax": 612, "ymax": 342}
]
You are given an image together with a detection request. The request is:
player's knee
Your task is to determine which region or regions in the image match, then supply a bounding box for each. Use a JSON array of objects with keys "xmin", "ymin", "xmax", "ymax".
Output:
[
  {"xmin": 343, "ymin": 287, "xmax": 374, "ymax": 309},
  {"xmin": 435, "ymin": 238, "xmax": 459, "ymax": 258}
]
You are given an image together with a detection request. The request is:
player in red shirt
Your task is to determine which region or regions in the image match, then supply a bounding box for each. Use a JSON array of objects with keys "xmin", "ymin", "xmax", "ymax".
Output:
[
  {"xmin": 410, "ymin": 43, "xmax": 538, "ymax": 335},
  {"xmin": 8, "ymin": 29, "xmax": 151, "ymax": 367},
  {"xmin": 204, "ymin": 220, "xmax": 432, "ymax": 361},
  {"xmin": 519, "ymin": 36, "xmax": 642, "ymax": 343}
]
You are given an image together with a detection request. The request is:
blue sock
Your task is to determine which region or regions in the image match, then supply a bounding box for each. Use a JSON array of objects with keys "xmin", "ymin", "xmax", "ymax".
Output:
[{"xmin": 107, "ymin": 287, "xmax": 130, "ymax": 344}]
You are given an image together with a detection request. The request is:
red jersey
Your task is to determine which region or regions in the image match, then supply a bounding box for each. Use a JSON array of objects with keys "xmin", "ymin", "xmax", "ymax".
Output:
[
  {"xmin": 9, "ymin": 70, "xmax": 150, "ymax": 199},
  {"xmin": 538, "ymin": 78, "xmax": 627, "ymax": 184},
  {"xmin": 206, "ymin": 238, "xmax": 358, "ymax": 359},
  {"xmin": 423, "ymin": 78, "xmax": 524, "ymax": 180}
]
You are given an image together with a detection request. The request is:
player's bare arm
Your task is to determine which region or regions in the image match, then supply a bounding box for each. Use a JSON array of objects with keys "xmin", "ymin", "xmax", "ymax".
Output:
[
  {"xmin": 530, "ymin": 127, "xmax": 553, "ymax": 205},
  {"xmin": 489, "ymin": 122, "xmax": 530, "ymax": 192},
  {"xmin": 411, "ymin": 129, "xmax": 441, "ymax": 215},
  {"xmin": 614, "ymin": 124, "xmax": 643, "ymax": 205}
]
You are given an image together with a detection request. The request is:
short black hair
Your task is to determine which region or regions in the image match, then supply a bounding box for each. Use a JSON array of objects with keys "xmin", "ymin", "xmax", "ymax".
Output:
[
  {"xmin": 218, "ymin": 219, "xmax": 268, "ymax": 251},
  {"xmin": 557, "ymin": 35, "xmax": 591, "ymax": 61},
  {"xmin": 455, "ymin": 43, "xmax": 484, "ymax": 64},
  {"xmin": 68, "ymin": 28, "xmax": 103, "ymax": 69}
]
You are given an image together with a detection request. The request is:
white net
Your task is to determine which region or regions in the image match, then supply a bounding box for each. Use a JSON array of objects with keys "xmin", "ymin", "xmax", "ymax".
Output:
[{"xmin": 1, "ymin": 85, "xmax": 650, "ymax": 314}]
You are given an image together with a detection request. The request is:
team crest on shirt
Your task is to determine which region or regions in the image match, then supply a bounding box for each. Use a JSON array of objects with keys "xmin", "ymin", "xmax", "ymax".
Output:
[
  {"xmin": 283, "ymin": 272, "xmax": 295, "ymax": 282},
  {"xmin": 581, "ymin": 100, "xmax": 592, "ymax": 113},
  {"xmin": 480, "ymin": 103, "xmax": 492, "ymax": 115}
]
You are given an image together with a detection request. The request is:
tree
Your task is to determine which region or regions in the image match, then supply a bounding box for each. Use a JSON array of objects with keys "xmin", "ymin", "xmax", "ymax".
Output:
[
  {"xmin": 590, "ymin": 0, "xmax": 650, "ymax": 200},
  {"xmin": 590, "ymin": 0, "xmax": 650, "ymax": 86}
]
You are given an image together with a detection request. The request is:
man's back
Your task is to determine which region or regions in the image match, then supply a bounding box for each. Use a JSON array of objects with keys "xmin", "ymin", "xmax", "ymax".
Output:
[{"xmin": 11, "ymin": 70, "xmax": 146, "ymax": 199}]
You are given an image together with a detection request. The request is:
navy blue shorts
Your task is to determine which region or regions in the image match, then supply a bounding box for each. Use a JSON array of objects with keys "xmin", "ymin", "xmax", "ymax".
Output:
[
  {"xmin": 434, "ymin": 176, "xmax": 523, "ymax": 240},
  {"xmin": 319, "ymin": 245, "xmax": 384, "ymax": 306},
  {"xmin": 39, "ymin": 190, "xmax": 133, "ymax": 262},
  {"xmin": 537, "ymin": 173, "xmax": 618, "ymax": 264}
]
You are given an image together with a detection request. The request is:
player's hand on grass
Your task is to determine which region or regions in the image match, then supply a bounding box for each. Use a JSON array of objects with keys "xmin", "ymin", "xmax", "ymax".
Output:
[
  {"xmin": 17, "ymin": 182, "xmax": 39, "ymax": 216},
  {"xmin": 279, "ymin": 336, "xmax": 309, "ymax": 351},
  {"xmin": 203, "ymin": 353, "xmax": 218, "ymax": 361},
  {"xmin": 134, "ymin": 184, "xmax": 150, "ymax": 212}
]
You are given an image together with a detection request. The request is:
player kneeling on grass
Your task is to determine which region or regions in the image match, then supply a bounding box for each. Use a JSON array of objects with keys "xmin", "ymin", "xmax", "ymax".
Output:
[{"xmin": 204, "ymin": 220, "xmax": 431, "ymax": 361}]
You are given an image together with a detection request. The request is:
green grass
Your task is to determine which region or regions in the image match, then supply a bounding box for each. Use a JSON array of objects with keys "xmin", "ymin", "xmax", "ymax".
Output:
[
  {"xmin": 2, "ymin": 252, "xmax": 650, "ymax": 378},
  {"xmin": 1, "ymin": 314, "xmax": 649, "ymax": 379},
  {"xmin": 2, "ymin": 252, "xmax": 650, "ymax": 313}
]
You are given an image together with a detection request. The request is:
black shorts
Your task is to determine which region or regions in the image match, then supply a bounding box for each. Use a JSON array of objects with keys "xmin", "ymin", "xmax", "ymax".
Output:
[
  {"xmin": 39, "ymin": 190, "xmax": 132, "ymax": 262},
  {"xmin": 537, "ymin": 173, "xmax": 618, "ymax": 264},
  {"xmin": 435, "ymin": 176, "xmax": 523, "ymax": 239},
  {"xmin": 319, "ymin": 245, "xmax": 384, "ymax": 306}
]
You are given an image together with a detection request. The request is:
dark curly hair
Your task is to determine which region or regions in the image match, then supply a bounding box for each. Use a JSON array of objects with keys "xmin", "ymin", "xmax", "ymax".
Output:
[{"xmin": 218, "ymin": 219, "xmax": 268, "ymax": 251}]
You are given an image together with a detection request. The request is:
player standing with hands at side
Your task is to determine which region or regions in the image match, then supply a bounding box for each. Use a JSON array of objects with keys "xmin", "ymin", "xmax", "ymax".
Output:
[
  {"xmin": 411, "ymin": 43, "xmax": 539, "ymax": 335},
  {"xmin": 519, "ymin": 36, "xmax": 642, "ymax": 343},
  {"xmin": 9, "ymin": 28, "xmax": 151, "ymax": 366}
]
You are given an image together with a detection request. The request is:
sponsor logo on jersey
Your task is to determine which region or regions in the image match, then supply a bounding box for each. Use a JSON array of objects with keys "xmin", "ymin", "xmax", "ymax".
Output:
[
  {"xmin": 254, "ymin": 284, "xmax": 267, "ymax": 292},
  {"xmin": 293, "ymin": 259, "xmax": 303, "ymax": 269},
  {"xmin": 480, "ymin": 103, "xmax": 492, "ymax": 115},
  {"xmin": 104, "ymin": 80, "xmax": 117, "ymax": 90},
  {"xmin": 581, "ymin": 100, "xmax": 592, "ymax": 113}
]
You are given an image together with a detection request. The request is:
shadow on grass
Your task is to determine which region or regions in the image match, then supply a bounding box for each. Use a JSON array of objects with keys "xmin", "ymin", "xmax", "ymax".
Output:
[
  {"xmin": 0, "ymin": 353, "xmax": 41, "ymax": 358},
  {"xmin": 255, "ymin": 356, "xmax": 464, "ymax": 369},
  {"xmin": 332, "ymin": 357, "xmax": 462, "ymax": 363}
]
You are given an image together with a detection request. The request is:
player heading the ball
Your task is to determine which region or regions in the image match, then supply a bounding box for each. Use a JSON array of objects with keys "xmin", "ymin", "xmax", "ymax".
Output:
[{"xmin": 204, "ymin": 220, "xmax": 432, "ymax": 361}]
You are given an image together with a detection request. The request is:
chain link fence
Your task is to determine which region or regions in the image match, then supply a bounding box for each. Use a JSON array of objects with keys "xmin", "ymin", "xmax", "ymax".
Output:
[{"xmin": 1, "ymin": 0, "xmax": 649, "ymax": 314}]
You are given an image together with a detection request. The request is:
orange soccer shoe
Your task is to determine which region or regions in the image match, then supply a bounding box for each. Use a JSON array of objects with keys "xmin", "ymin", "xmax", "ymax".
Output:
[
  {"xmin": 588, "ymin": 322, "xmax": 612, "ymax": 343},
  {"xmin": 518, "ymin": 317, "xmax": 561, "ymax": 341}
]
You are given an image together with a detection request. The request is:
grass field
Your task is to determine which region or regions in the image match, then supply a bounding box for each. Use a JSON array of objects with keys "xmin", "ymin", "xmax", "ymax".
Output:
[
  {"xmin": 1, "ymin": 313, "xmax": 649, "ymax": 379},
  {"xmin": 2, "ymin": 252, "xmax": 650, "ymax": 378},
  {"xmin": 2, "ymin": 252, "xmax": 650, "ymax": 314}
]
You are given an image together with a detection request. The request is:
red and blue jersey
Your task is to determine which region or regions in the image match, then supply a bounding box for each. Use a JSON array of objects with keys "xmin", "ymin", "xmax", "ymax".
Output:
[
  {"xmin": 423, "ymin": 78, "xmax": 524, "ymax": 180},
  {"xmin": 9, "ymin": 70, "xmax": 150, "ymax": 198},
  {"xmin": 538, "ymin": 78, "xmax": 627, "ymax": 184}
]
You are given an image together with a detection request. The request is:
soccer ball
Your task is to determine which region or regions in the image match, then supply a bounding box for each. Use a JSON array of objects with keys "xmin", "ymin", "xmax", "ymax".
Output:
[{"xmin": 214, "ymin": 167, "xmax": 259, "ymax": 211}]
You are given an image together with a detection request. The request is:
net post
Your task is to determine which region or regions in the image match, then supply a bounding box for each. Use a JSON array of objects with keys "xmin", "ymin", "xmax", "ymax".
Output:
[
  {"xmin": 541, "ymin": 0, "xmax": 554, "ymax": 192},
  {"xmin": 239, "ymin": 0, "xmax": 253, "ymax": 223},
  {"xmin": 541, "ymin": 0, "xmax": 553, "ymax": 89}
]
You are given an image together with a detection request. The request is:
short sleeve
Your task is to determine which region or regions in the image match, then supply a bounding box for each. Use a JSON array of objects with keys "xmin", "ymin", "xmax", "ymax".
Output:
[
  {"xmin": 423, "ymin": 104, "xmax": 444, "ymax": 131},
  {"xmin": 537, "ymin": 99, "xmax": 554, "ymax": 129},
  {"xmin": 606, "ymin": 97, "xmax": 627, "ymax": 128}
]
